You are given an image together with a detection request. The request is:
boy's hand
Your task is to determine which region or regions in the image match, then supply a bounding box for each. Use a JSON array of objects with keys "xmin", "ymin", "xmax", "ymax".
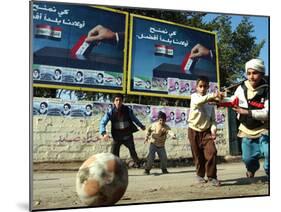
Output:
[
  {"xmin": 232, "ymin": 107, "xmax": 250, "ymax": 115},
  {"xmin": 214, "ymin": 91, "xmax": 225, "ymax": 101},
  {"xmin": 218, "ymin": 91, "xmax": 225, "ymax": 101},
  {"xmin": 102, "ymin": 134, "xmax": 110, "ymax": 142},
  {"xmin": 211, "ymin": 129, "xmax": 216, "ymax": 140},
  {"xmin": 172, "ymin": 134, "xmax": 176, "ymax": 139}
]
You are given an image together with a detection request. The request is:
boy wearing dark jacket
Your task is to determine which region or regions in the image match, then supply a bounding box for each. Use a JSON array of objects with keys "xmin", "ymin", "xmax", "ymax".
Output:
[{"xmin": 99, "ymin": 94, "xmax": 146, "ymax": 167}]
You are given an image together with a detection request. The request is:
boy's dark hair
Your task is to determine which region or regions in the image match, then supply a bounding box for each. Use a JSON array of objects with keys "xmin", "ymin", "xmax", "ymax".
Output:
[
  {"xmin": 113, "ymin": 93, "xmax": 124, "ymax": 101},
  {"xmin": 196, "ymin": 76, "xmax": 209, "ymax": 85},
  {"xmin": 158, "ymin": 111, "xmax": 167, "ymax": 121}
]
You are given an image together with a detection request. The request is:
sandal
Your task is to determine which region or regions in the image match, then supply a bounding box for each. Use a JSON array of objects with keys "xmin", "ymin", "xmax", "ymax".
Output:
[
  {"xmin": 208, "ymin": 178, "xmax": 221, "ymax": 187},
  {"xmin": 246, "ymin": 171, "xmax": 255, "ymax": 178},
  {"xmin": 196, "ymin": 176, "xmax": 206, "ymax": 184}
]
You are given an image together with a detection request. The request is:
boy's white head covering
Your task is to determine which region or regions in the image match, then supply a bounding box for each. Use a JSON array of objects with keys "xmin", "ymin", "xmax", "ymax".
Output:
[{"xmin": 245, "ymin": 58, "xmax": 265, "ymax": 74}]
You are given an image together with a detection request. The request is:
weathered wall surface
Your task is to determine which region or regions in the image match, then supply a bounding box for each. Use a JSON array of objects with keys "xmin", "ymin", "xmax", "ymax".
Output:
[{"xmin": 33, "ymin": 98, "xmax": 229, "ymax": 162}]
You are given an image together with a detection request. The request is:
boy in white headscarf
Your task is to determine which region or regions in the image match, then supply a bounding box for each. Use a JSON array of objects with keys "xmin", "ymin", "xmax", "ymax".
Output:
[{"xmin": 231, "ymin": 58, "xmax": 269, "ymax": 178}]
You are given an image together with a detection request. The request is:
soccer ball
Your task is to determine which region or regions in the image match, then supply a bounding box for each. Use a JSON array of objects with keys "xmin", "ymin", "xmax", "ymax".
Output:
[{"xmin": 76, "ymin": 153, "xmax": 128, "ymax": 206}]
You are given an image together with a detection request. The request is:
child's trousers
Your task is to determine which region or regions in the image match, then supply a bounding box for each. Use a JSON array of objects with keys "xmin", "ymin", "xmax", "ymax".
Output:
[
  {"xmin": 241, "ymin": 135, "xmax": 269, "ymax": 175},
  {"xmin": 188, "ymin": 127, "xmax": 218, "ymax": 179},
  {"xmin": 111, "ymin": 135, "xmax": 140, "ymax": 165},
  {"xmin": 146, "ymin": 143, "xmax": 168, "ymax": 170}
]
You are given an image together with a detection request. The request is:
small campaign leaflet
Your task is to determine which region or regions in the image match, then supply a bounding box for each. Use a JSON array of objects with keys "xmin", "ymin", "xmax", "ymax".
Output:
[
  {"xmin": 152, "ymin": 77, "xmax": 168, "ymax": 92},
  {"xmin": 168, "ymin": 78, "xmax": 180, "ymax": 95},
  {"xmin": 134, "ymin": 76, "xmax": 152, "ymax": 91},
  {"xmin": 179, "ymin": 79, "xmax": 191, "ymax": 96}
]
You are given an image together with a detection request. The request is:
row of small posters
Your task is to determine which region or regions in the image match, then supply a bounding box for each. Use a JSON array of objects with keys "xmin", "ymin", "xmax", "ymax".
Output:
[
  {"xmin": 33, "ymin": 99, "xmax": 226, "ymax": 129},
  {"xmin": 33, "ymin": 64, "xmax": 123, "ymax": 87},
  {"xmin": 133, "ymin": 76, "xmax": 218, "ymax": 96}
]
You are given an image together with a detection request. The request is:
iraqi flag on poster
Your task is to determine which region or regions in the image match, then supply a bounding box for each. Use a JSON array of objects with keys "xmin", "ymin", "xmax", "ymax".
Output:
[
  {"xmin": 70, "ymin": 35, "xmax": 97, "ymax": 58},
  {"xmin": 35, "ymin": 24, "xmax": 62, "ymax": 40},
  {"xmin": 181, "ymin": 53, "xmax": 197, "ymax": 74},
  {"xmin": 154, "ymin": 44, "xmax": 174, "ymax": 57}
]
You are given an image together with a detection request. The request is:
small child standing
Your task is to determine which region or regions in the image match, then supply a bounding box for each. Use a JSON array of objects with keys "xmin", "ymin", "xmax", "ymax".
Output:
[
  {"xmin": 144, "ymin": 111, "xmax": 176, "ymax": 175},
  {"xmin": 188, "ymin": 76, "xmax": 221, "ymax": 186}
]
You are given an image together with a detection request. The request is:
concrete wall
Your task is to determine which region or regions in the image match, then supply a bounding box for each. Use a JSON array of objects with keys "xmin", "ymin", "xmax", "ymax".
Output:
[{"xmin": 32, "ymin": 98, "xmax": 229, "ymax": 162}]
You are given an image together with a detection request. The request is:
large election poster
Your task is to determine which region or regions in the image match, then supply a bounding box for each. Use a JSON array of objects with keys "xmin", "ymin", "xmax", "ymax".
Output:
[
  {"xmin": 32, "ymin": 1, "xmax": 128, "ymax": 93},
  {"xmin": 128, "ymin": 14, "xmax": 220, "ymax": 99}
]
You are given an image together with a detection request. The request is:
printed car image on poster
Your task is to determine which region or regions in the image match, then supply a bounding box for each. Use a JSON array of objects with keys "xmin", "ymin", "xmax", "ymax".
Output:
[
  {"xmin": 128, "ymin": 14, "xmax": 219, "ymax": 98},
  {"xmin": 32, "ymin": 2, "xmax": 128, "ymax": 93}
]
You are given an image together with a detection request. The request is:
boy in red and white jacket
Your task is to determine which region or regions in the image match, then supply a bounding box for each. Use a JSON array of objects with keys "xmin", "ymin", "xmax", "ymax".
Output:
[{"xmin": 231, "ymin": 58, "xmax": 269, "ymax": 178}]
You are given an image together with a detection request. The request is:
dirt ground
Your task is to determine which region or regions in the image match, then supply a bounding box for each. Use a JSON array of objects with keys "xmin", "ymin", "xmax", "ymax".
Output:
[{"xmin": 32, "ymin": 162, "xmax": 269, "ymax": 210}]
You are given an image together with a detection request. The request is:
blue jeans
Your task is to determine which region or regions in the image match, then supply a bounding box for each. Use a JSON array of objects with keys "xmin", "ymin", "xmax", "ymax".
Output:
[{"xmin": 241, "ymin": 135, "xmax": 269, "ymax": 175}]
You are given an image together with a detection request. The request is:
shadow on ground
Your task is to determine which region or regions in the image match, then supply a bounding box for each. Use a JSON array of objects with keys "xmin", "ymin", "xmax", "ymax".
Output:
[
  {"xmin": 129, "ymin": 169, "xmax": 195, "ymax": 177},
  {"xmin": 220, "ymin": 175, "xmax": 269, "ymax": 186}
]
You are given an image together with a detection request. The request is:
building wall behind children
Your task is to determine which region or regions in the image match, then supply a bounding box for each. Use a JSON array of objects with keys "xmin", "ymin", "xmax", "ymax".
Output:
[{"xmin": 32, "ymin": 97, "xmax": 229, "ymax": 162}]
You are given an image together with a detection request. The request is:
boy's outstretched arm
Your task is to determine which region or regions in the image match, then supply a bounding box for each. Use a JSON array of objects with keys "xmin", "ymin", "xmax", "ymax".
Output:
[
  {"xmin": 99, "ymin": 111, "xmax": 110, "ymax": 135},
  {"xmin": 166, "ymin": 125, "xmax": 176, "ymax": 139},
  {"xmin": 168, "ymin": 130, "xmax": 176, "ymax": 139},
  {"xmin": 144, "ymin": 125, "xmax": 152, "ymax": 143},
  {"xmin": 191, "ymin": 92, "xmax": 220, "ymax": 108}
]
